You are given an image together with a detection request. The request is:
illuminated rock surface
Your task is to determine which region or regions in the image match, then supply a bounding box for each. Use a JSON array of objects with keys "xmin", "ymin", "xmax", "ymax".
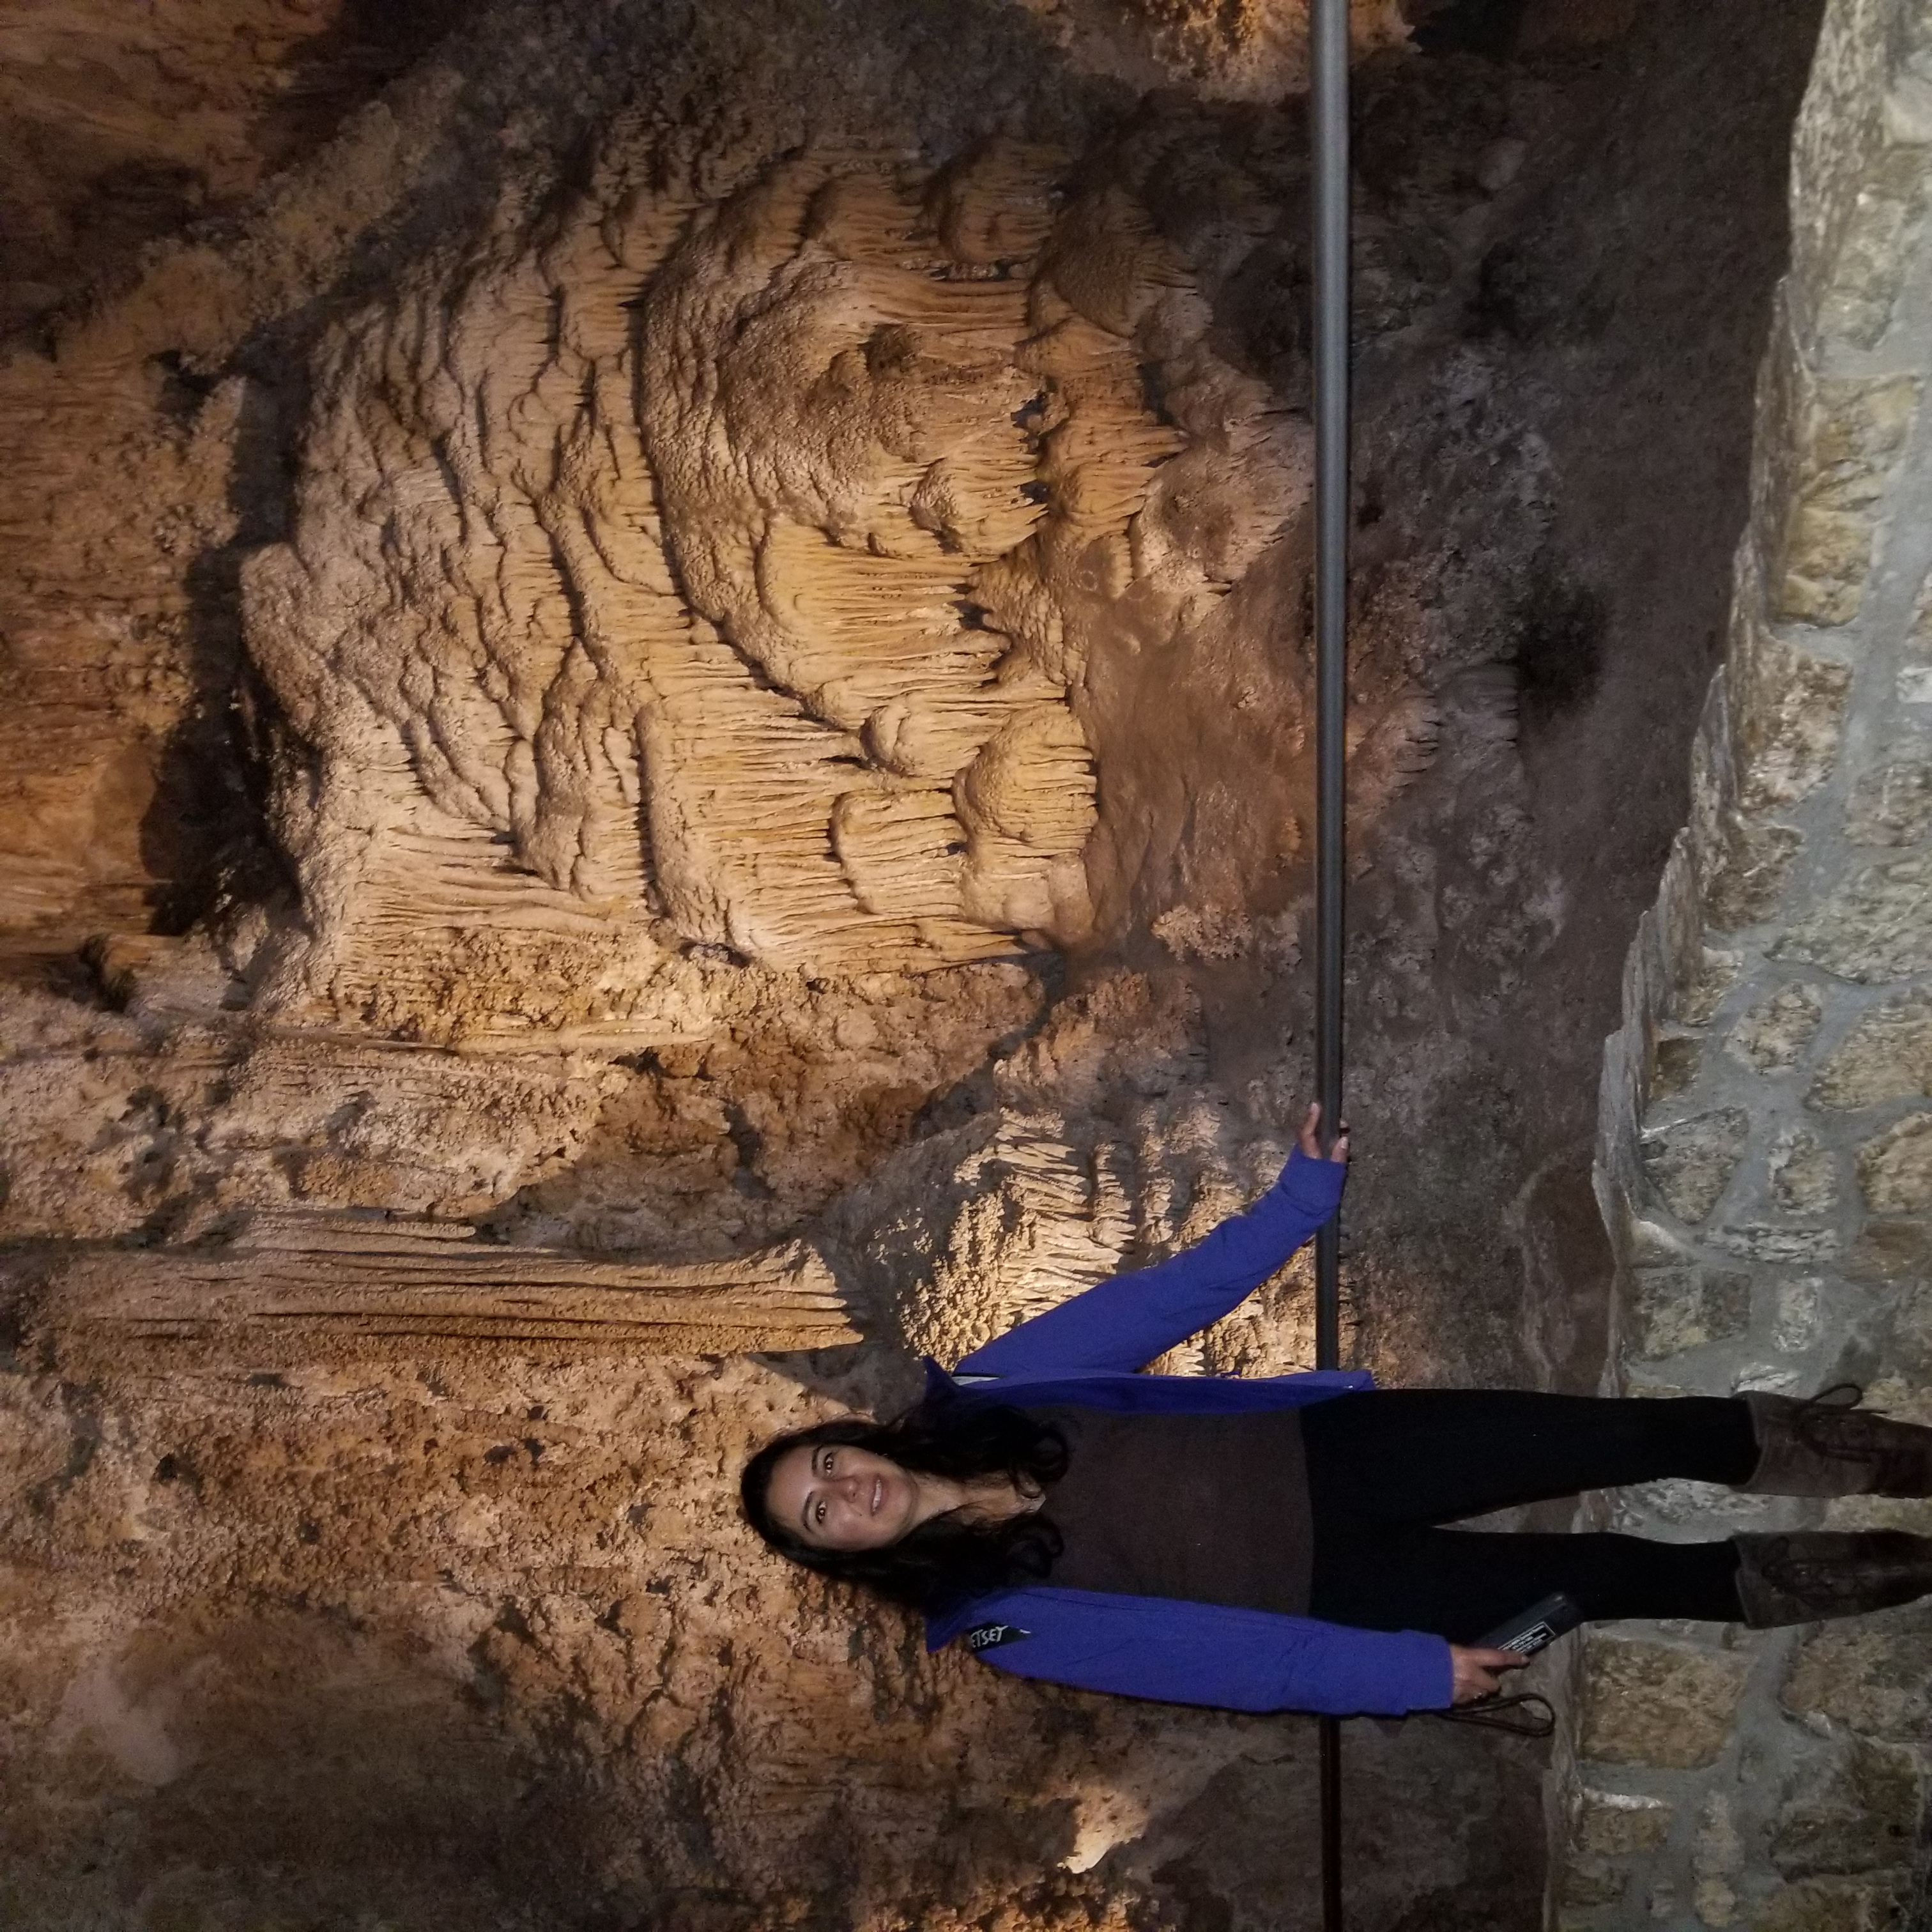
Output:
[{"xmin": 0, "ymin": 1, "xmax": 1876, "ymax": 1926}]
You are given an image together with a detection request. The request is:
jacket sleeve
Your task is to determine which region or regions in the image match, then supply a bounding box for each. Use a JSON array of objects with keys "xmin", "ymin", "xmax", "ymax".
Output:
[
  {"xmin": 954, "ymin": 1148, "xmax": 1346, "ymax": 1379},
  {"xmin": 960, "ymin": 1588, "xmax": 1453, "ymax": 1717}
]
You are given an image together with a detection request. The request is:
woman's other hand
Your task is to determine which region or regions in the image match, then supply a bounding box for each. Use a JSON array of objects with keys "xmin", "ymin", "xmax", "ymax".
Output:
[
  {"xmin": 1296, "ymin": 1101, "xmax": 1350, "ymax": 1164},
  {"xmin": 1447, "ymin": 1644, "xmax": 1528, "ymax": 1705}
]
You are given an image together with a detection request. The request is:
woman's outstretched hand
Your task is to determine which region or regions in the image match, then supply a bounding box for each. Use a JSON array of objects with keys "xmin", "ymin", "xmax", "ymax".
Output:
[
  {"xmin": 1448, "ymin": 1644, "xmax": 1528, "ymax": 1705},
  {"xmin": 1297, "ymin": 1101, "xmax": 1350, "ymax": 1164}
]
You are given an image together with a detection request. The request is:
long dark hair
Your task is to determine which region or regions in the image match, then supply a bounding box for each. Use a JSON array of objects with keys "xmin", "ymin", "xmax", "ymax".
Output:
[{"xmin": 740, "ymin": 1398, "xmax": 1069, "ymax": 1613}]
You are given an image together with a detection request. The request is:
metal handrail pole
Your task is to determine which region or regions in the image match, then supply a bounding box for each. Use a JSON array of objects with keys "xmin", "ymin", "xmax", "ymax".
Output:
[
  {"xmin": 1310, "ymin": 0, "xmax": 1351, "ymax": 1928},
  {"xmin": 1312, "ymin": 0, "xmax": 1349, "ymax": 1216}
]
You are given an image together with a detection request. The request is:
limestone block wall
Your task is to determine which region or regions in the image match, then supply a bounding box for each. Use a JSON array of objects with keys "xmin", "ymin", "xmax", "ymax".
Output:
[{"xmin": 1560, "ymin": 2, "xmax": 1932, "ymax": 1926}]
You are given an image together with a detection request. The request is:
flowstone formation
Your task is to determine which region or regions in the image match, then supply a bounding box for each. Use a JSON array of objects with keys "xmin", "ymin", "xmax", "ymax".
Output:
[
  {"xmin": 0, "ymin": 0, "xmax": 1843, "ymax": 1927},
  {"xmin": 239, "ymin": 130, "xmax": 1301, "ymax": 1013}
]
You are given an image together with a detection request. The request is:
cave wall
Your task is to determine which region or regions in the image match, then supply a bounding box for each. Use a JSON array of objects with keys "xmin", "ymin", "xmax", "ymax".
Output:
[
  {"xmin": 0, "ymin": 2, "xmax": 1834, "ymax": 1928},
  {"xmin": 1558, "ymin": 1, "xmax": 1932, "ymax": 1926},
  {"xmin": 0, "ymin": 0, "xmax": 469, "ymax": 338}
]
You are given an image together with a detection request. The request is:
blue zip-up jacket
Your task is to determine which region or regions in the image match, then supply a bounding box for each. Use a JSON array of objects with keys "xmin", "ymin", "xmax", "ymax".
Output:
[{"xmin": 921, "ymin": 1147, "xmax": 1455, "ymax": 1716}]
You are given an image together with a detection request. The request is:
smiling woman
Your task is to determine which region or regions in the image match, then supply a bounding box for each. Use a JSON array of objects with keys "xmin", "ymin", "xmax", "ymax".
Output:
[
  {"xmin": 743, "ymin": 1386, "xmax": 1070, "ymax": 1611},
  {"xmin": 774, "ymin": 1440, "xmax": 1002, "ymax": 1551},
  {"xmin": 742, "ymin": 1105, "xmax": 1932, "ymax": 1715}
]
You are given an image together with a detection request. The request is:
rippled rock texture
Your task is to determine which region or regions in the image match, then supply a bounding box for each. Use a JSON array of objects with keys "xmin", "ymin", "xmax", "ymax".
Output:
[{"xmin": 0, "ymin": 1, "xmax": 1829, "ymax": 1926}]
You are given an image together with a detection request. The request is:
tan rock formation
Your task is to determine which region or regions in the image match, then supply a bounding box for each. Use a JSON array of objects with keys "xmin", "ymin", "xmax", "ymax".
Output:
[
  {"xmin": 0, "ymin": 0, "xmax": 1850, "ymax": 1925},
  {"xmin": 36, "ymin": 1215, "xmax": 854, "ymax": 1364},
  {"xmin": 237, "ymin": 126, "xmax": 1320, "ymax": 1023},
  {"xmin": 1014, "ymin": 0, "xmax": 1411, "ymax": 100},
  {"xmin": 0, "ymin": 0, "xmax": 458, "ymax": 332}
]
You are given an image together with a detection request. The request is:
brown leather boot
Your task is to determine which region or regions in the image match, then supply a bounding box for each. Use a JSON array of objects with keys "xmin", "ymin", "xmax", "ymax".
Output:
[
  {"xmin": 1732, "ymin": 1530, "xmax": 1932, "ymax": 1628},
  {"xmin": 1739, "ymin": 1386, "xmax": 1932, "ymax": 1498}
]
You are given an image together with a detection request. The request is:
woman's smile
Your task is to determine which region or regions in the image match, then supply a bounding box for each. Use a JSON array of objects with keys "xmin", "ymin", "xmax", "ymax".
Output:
[{"xmin": 766, "ymin": 1441, "xmax": 937, "ymax": 1552}]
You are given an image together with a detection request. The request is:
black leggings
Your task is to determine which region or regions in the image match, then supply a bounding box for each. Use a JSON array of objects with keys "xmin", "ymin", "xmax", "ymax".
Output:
[{"xmin": 1300, "ymin": 1391, "xmax": 1758, "ymax": 1642}]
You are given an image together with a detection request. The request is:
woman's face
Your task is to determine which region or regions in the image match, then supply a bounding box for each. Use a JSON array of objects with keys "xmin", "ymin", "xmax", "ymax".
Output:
[{"xmin": 766, "ymin": 1440, "xmax": 926, "ymax": 1552}]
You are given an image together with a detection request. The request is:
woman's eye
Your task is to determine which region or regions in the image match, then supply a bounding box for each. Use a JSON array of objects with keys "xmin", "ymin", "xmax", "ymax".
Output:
[{"xmin": 813, "ymin": 1499, "xmax": 825, "ymax": 1525}]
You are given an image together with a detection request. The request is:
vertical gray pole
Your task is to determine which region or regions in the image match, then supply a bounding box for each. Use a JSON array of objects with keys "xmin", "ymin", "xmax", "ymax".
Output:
[
  {"xmin": 1311, "ymin": 6, "xmax": 1349, "ymax": 1254},
  {"xmin": 1310, "ymin": 0, "xmax": 1349, "ymax": 1927}
]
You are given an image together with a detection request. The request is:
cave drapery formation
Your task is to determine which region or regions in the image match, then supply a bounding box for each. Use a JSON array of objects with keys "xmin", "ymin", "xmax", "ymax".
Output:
[{"xmin": 3, "ymin": 1, "xmax": 1917, "ymax": 1929}]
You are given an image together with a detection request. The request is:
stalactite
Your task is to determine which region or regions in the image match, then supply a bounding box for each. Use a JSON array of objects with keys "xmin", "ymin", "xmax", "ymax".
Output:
[{"xmin": 38, "ymin": 1218, "xmax": 854, "ymax": 1361}]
